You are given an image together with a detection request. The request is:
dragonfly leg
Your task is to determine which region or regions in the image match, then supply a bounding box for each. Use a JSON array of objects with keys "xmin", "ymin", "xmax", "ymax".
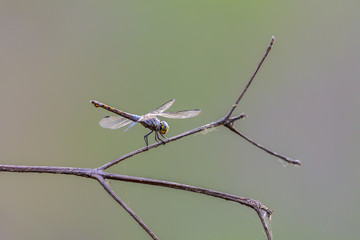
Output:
[
  {"xmin": 155, "ymin": 131, "xmax": 166, "ymax": 145},
  {"xmin": 154, "ymin": 131, "xmax": 160, "ymax": 142},
  {"xmin": 144, "ymin": 130, "xmax": 153, "ymax": 147},
  {"xmin": 159, "ymin": 132, "xmax": 168, "ymax": 140}
]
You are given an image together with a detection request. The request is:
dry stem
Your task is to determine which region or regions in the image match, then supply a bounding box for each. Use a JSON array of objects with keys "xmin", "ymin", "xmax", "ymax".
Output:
[{"xmin": 0, "ymin": 36, "xmax": 300, "ymax": 240}]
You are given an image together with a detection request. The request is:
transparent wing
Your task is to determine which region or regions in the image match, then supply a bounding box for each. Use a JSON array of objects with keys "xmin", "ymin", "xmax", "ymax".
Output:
[
  {"xmin": 99, "ymin": 116, "xmax": 134, "ymax": 129},
  {"xmin": 158, "ymin": 109, "xmax": 201, "ymax": 119},
  {"xmin": 148, "ymin": 99, "xmax": 175, "ymax": 115},
  {"xmin": 124, "ymin": 121, "xmax": 137, "ymax": 132}
]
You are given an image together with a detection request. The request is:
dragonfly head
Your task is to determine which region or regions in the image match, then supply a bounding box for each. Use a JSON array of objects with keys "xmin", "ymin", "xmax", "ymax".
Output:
[{"xmin": 160, "ymin": 121, "xmax": 169, "ymax": 134}]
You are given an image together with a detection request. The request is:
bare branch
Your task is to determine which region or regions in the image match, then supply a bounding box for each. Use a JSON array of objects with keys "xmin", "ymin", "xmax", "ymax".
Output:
[
  {"xmin": 0, "ymin": 164, "xmax": 272, "ymax": 239},
  {"xmin": 0, "ymin": 164, "xmax": 273, "ymax": 240},
  {"xmin": 98, "ymin": 119, "xmax": 223, "ymax": 170},
  {"xmin": 225, "ymin": 36, "xmax": 275, "ymax": 120},
  {"xmin": 102, "ymin": 172, "xmax": 272, "ymax": 214},
  {"xmin": 0, "ymin": 165, "xmax": 92, "ymax": 177},
  {"xmin": 103, "ymin": 172, "xmax": 273, "ymax": 240},
  {"xmin": 0, "ymin": 165, "xmax": 271, "ymax": 216},
  {"xmin": 256, "ymin": 209, "xmax": 272, "ymax": 240},
  {"xmin": 225, "ymin": 124, "xmax": 301, "ymax": 165},
  {"xmin": 95, "ymin": 175, "xmax": 159, "ymax": 240},
  {"xmin": 0, "ymin": 36, "xmax": 301, "ymax": 240}
]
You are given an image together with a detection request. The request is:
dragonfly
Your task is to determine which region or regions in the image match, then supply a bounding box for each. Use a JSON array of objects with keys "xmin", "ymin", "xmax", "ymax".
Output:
[{"xmin": 90, "ymin": 99, "xmax": 201, "ymax": 146}]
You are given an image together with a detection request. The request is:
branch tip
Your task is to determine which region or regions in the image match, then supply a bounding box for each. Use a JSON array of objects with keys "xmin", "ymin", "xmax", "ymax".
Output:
[{"xmin": 225, "ymin": 36, "xmax": 276, "ymax": 119}]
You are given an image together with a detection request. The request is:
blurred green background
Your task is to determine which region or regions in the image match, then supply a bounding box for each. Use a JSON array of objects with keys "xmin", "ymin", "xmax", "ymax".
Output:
[{"xmin": 1, "ymin": 0, "xmax": 359, "ymax": 239}]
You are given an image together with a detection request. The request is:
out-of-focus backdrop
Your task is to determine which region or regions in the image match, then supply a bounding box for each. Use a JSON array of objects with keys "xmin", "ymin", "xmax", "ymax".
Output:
[{"xmin": 1, "ymin": 1, "xmax": 359, "ymax": 239}]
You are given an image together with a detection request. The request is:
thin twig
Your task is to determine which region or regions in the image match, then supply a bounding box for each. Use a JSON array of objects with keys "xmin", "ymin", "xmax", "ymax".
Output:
[
  {"xmin": 98, "ymin": 114, "xmax": 249, "ymax": 170},
  {"xmin": 98, "ymin": 119, "xmax": 224, "ymax": 170},
  {"xmin": 225, "ymin": 36, "xmax": 275, "ymax": 120},
  {"xmin": 102, "ymin": 172, "xmax": 272, "ymax": 214},
  {"xmin": 103, "ymin": 172, "xmax": 273, "ymax": 239},
  {"xmin": 256, "ymin": 209, "xmax": 272, "ymax": 240},
  {"xmin": 225, "ymin": 124, "xmax": 301, "ymax": 165},
  {"xmin": 94, "ymin": 175, "xmax": 159, "ymax": 240},
  {"xmin": 0, "ymin": 164, "xmax": 272, "ymax": 240},
  {"xmin": 0, "ymin": 165, "xmax": 271, "ymax": 216},
  {"xmin": 0, "ymin": 165, "xmax": 92, "ymax": 177}
]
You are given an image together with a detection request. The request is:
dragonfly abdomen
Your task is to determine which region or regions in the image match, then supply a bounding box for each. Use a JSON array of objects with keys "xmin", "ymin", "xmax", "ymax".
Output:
[{"xmin": 90, "ymin": 100, "xmax": 140, "ymax": 122}]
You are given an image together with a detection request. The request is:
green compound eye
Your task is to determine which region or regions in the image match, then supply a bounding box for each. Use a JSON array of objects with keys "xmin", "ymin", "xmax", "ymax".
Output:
[{"xmin": 160, "ymin": 121, "xmax": 169, "ymax": 134}]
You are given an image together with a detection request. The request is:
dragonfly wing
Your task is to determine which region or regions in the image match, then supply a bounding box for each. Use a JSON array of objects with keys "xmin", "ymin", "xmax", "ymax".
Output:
[
  {"xmin": 158, "ymin": 109, "xmax": 201, "ymax": 119},
  {"xmin": 124, "ymin": 121, "xmax": 137, "ymax": 132},
  {"xmin": 99, "ymin": 116, "xmax": 134, "ymax": 129},
  {"xmin": 148, "ymin": 99, "xmax": 175, "ymax": 115}
]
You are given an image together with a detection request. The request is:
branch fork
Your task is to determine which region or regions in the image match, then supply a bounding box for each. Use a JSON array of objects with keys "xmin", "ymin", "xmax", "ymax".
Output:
[{"xmin": 0, "ymin": 36, "xmax": 300, "ymax": 240}]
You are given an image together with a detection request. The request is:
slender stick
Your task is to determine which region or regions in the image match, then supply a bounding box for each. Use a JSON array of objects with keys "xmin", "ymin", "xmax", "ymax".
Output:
[
  {"xmin": 256, "ymin": 209, "xmax": 272, "ymax": 240},
  {"xmin": 0, "ymin": 165, "xmax": 91, "ymax": 176},
  {"xmin": 225, "ymin": 124, "xmax": 301, "ymax": 165},
  {"xmin": 0, "ymin": 164, "xmax": 272, "ymax": 239},
  {"xmin": 0, "ymin": 164, "xmax": 271, "ymax": 216},
  {"xmin": 225, "ymin": 36, "xmax": 275, "ymax": 120},
  {"xmin": 98, "ymin": 119, "xmax": 224, "ymax": 170},
  {"xmin": 95, "ymin": 175, "xmax": 159, "ymax": 240},
  {"xmin": 102, "ymin": 172, "xmax": 272, "ymax": 214}
]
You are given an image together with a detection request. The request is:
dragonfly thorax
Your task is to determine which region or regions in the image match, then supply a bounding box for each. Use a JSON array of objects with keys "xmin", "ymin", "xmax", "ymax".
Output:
[{"xmin": 160, "ymin": 121, "xmax": 169, "ymax": 134}]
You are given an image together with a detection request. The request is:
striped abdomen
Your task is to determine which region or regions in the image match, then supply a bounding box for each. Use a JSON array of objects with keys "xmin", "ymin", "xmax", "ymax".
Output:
[{"xmin": 90, "ymin": 100, "xmax": 141, "ymax": 122}]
